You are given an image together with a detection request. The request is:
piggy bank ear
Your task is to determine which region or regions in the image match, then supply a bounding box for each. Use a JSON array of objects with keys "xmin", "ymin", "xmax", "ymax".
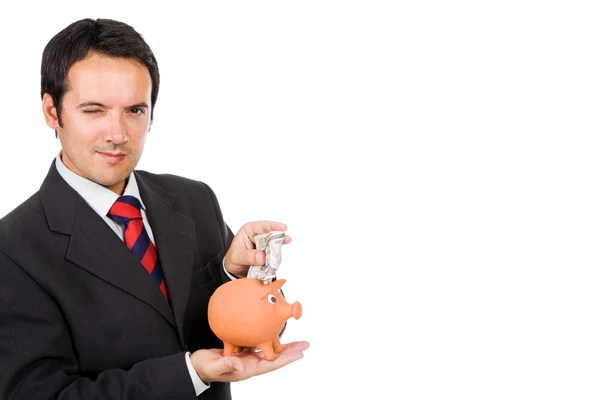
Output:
[{"xmin": 272, "ymin": 279, "xmax": 286, "ymax": 290}]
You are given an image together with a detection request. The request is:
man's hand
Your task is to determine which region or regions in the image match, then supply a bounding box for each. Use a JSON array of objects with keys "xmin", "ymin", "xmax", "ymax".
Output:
[
  {"xmin": 224, "ymin": 221, "xmax": 292, "ymax": 278},
  {"xmin": 190, "ymin": 341, "xmax": 309, "ymax": 383}
]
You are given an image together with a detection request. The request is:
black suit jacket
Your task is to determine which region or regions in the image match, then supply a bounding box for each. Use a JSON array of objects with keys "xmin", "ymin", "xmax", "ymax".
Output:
[{"xmin": 0, "ymin": 162, "xmax": 235, "ymax": 399}]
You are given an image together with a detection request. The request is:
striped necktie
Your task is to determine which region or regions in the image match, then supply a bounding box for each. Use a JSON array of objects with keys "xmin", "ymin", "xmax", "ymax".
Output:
[{"xmin": 107, "ymin": 195, "xmax": 168, "ymax": 300}]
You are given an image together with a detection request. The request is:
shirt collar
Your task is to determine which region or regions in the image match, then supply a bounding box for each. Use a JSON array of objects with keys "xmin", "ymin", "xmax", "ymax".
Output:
[{"xmin": 55, "ymin": 151, "xmax": 146, "ymax": 217}]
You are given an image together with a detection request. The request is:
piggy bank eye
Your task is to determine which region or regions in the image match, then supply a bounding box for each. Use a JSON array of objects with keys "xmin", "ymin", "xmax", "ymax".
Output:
[{"xmin": 267, "ymin": 294, "xmax": 277, "ymax": 304}]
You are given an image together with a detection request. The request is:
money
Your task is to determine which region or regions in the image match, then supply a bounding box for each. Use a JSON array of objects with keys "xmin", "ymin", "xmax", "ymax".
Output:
[{"xmin": 247, "ymin": 231, "xmax": 286, "ymax": 282}]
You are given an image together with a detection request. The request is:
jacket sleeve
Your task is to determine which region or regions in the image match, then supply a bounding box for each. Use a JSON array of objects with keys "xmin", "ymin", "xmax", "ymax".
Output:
[
  {"xmin": 0, "ymin": 251, "xmax": 198, "ymax": 400},
  {"xmin": 203, "ymin": 182, "xmax": 235, "ymax": 285}
]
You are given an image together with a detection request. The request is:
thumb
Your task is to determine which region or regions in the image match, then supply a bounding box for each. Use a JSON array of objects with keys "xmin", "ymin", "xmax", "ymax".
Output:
[
  {"xmin": 235, "ymin": 249, "xmax": 264, "ymax": 267},
  {"xmin": 215, "ymin": 357, "xmax": 244, "ymax": 375}
]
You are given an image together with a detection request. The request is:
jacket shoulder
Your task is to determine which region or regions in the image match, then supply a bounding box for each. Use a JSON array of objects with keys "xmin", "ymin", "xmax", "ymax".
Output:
[
  {"xmin": 134, "ymin": 170, "xmax": 217, "ymax": 199},
  {"xmin": 0, "ymin": 192, "xmax": 45, "ymax": 251},
  {"xmin": 134, "ymin": 170, "xmax": 224, "ymax": 216}
]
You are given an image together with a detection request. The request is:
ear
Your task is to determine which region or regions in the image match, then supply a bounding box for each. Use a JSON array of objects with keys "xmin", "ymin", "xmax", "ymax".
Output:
[
  {"xmin": 272, "ymin": 279, "xmax": 286, "ymax": 290},
  {"xmin": 42, "ymin": 93, "xmax": 59, "ymax": 129},
  {"xmin": 259, "ymin": 282, "xmax": 272, "ymax": 299}
]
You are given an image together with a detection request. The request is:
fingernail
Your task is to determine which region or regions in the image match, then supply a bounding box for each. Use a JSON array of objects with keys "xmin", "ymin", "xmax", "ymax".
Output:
[{"xmin": 256, "ymin": 253, "xmax": 262, "ymax": 264}]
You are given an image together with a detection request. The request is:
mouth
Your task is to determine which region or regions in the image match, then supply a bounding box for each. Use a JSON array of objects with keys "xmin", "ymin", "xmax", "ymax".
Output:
[{"xmin": 97, "ymin": 151, "xmax": 127, "ymax": 163}]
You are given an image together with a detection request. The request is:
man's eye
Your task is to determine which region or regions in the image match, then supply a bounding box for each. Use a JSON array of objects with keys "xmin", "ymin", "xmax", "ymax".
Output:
[
  {"xmin": 83, "ymin": 110, "xmax": 101, "ymax": 114},
  {"xmin": 130, "ymin": 108, "xmax": 145, "ymax": 115}
]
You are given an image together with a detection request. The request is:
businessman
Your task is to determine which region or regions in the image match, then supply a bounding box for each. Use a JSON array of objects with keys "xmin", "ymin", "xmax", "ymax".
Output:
[{"xmin": 0, "ymin": 17, "xmax": 308, "ymax": 399}]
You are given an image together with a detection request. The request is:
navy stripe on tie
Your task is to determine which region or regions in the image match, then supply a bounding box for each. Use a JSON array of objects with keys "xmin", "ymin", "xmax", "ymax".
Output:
[
  {"xmin": 117, "ymin": 195, "xmax": 142, "ymax": 209},
  {"xmin": 150, "ymin": 259, "xmax": 164, "ymax": 284},
  {"xmin": 130, "ymin": 227, "xmax": 150, "ymax": 260},
  {"xmin": 109, "ymin": 214, "xmax": 131, "ymax": 227}
]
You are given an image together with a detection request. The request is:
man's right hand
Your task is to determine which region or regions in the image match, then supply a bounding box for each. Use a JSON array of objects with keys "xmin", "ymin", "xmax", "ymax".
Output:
[{"xmin": 190, "ymin": 341, "xmax": 309, "ymax": 383}]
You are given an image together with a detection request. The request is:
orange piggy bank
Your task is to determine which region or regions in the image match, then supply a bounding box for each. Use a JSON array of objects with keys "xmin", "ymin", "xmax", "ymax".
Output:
[{"xmin": 207, "ymin": 278, "xmax": 302, "ymax": 361}]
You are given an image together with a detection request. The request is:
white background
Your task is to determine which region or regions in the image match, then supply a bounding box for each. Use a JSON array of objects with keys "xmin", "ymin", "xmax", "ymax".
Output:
[{"xmin": 1, "ymin": 1, "xmax": 599, "ymax": 399}]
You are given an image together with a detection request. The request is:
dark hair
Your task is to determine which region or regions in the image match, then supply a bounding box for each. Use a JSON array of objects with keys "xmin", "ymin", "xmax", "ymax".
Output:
[{"xmin": 41, "ymin": 18, "xmax": 160, "ymax": 126}]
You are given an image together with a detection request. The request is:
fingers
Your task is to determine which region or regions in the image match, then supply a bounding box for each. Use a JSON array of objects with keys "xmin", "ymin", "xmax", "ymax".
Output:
[
  {"xmin": 281, "ymin": 340, "xmax": 310, "ymax": 353},
  {"xmin": 226, "ymin": 221, "xmax": 293, "ymax": 276},
  {"xmin": 235, "ymin": 243, "xmax": 294, "ymax": 267},
  {"xmin": 274, "ymin": 349, "xmax": 305, "ymax": 365},
  {"xmin": 250, "ymin": 249, "xmax": 264, "ymax": 266},
  {"xmin": 242, "ymin": 221, "xmax": 288, "ymax": 239},
  {"xmin": 257, "ymin": 341, "xmax": 309, "ymax": 371},
  {"xmin": 251, "ymin": 341, "xmax": 309, "ymax": 365}
]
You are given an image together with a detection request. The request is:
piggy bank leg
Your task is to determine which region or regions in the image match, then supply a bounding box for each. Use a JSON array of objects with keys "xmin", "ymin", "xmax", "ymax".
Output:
[
  {"xmin": 223, "ymin": 342, "xmax": 236, "ymax": 356},
  {"xmin": 272, "ymin": 337, "xmax": 283, "ymax": 353},
  {"xmin": 257, "ymin": 342, "xmax": 277, "ymax": 361}
]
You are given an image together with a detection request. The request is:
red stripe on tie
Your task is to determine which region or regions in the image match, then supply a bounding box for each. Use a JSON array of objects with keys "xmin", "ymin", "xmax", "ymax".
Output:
[
  {"xmin": 110, "ymin": 202, "xmax": 142, "ymax": 219},
  {"xmin": 124, "ymin": 219, "xmax": 144, "ymax": 249},
  {"xmin": 159, "ymin": 280, "xmax": 168, "ymax": 299},
  {"xmin": 140, "ymin": 242, "xmax": 157, "ymax": 274}
]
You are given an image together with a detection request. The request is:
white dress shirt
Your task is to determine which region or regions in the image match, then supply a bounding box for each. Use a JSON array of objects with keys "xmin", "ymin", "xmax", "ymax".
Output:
[{"xmin": 55, "ymin": 154, "xmax": 212, "ymax": 396}]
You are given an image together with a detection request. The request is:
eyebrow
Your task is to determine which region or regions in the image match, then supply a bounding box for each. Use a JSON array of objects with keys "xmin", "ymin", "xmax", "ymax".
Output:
[
  {"xmin": 76, "ymin": 102, "xmax": 104, "ymax": 108},
  {"xmin": 76, "ymin": 102, "xmax": 149, "ymax": 109},
  {"xmin": 128, "ymin": 103, "xmax": 149, "ymax": 109}
]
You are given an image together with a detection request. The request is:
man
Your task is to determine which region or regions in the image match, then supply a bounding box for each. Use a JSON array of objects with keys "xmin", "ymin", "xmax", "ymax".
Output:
[{"xmin": 0, "ymin": 18, "xmax": 308, "ymax": 399}]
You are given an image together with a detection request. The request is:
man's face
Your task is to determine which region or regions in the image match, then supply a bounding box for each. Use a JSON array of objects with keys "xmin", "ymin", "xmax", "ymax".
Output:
[{"xmin": 49, "ymin": 52, "xmax": 152, "ymax": 194}]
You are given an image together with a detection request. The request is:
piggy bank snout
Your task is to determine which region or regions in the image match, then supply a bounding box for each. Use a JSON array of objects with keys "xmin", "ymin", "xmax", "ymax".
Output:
[{"xmin": 292, "ymin": 301, "xmax": 302, "ymax": 320}]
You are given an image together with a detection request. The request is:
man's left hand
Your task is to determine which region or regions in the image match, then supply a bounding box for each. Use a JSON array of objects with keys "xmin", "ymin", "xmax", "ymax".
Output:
[{"xmin": 224, "ymin": 221, "xmax": 291, "ymax": 278}]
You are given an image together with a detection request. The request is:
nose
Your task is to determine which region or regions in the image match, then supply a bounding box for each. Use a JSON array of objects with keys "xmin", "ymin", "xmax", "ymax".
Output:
[
  {"xmin": 106, "ymin": 113, "xmax": 128, "ymax": 144},
  {"xmin": 292, "ymin": 301, "xmax": 302, "ymax": 320}
]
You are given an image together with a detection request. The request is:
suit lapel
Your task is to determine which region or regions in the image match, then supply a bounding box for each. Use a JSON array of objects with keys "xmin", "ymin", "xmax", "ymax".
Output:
[
  {"xmin": 40, "ymin": 163, "xmax": 176, "ymax": 328},
  {"xmin": 135, "ymin": 172, "xmax": 196, "ymax": 347}
]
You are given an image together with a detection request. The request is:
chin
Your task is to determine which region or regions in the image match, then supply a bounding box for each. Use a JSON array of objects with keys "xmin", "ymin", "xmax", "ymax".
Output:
[{"xmin": 89, "ymin": 171, "xmax": 131, "ymax": 188}]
